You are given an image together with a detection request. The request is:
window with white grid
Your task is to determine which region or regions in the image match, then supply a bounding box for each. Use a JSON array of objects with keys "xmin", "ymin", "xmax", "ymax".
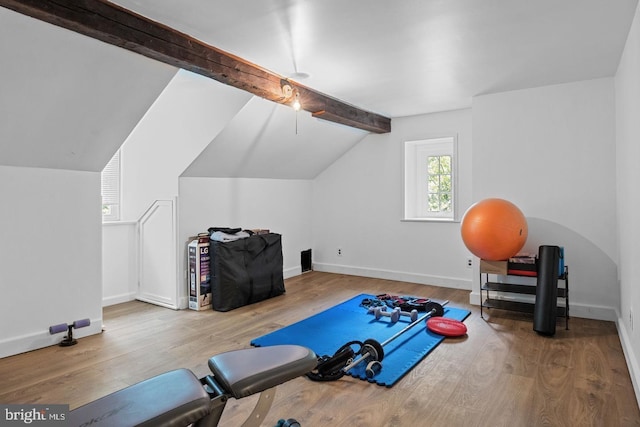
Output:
[
  {"xmin": 404, "ymin": 136, "xmax": 457, "ymax": 221},
  {"xmin": 101, "ymin": 150, "xmax": 120, "ymax": 222}
]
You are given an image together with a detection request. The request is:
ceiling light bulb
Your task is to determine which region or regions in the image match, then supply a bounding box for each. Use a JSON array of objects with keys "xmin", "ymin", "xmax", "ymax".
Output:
[{"xmin": 293, "ymin": 94, "xmax": 301, "ymax": 111}]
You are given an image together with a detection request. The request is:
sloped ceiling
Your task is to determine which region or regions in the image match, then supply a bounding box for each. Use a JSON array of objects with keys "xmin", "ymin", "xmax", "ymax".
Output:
[
  {"xmin": 182, "ymin": 96, "xmax": 367, "ymax": 179},
  {"xmin": 0, "ymin": 7, "xmax": 177, "ymax": 172},
  {"xmin": 2, "ymin": 0, "xmax": 638, "ymax": 177},
  {"xmin": 111, "ymin": 0, "xmax": 638, "ymax": 117}
]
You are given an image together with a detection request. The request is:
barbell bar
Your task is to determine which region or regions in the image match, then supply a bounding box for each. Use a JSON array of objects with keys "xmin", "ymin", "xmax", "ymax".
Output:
[{"xmin": 343, "ymin": 300, "xmax": 449, "ymax": 375}]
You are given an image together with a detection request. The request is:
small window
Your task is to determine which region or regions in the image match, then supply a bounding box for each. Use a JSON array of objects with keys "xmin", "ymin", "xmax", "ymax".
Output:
[
  {"xmin": 101, "ymin": 150, "xmax": 120, "ymax": 221},
  {"xmin": 404, "ymin": 136, "xmax": 456, "ymax": 221}
]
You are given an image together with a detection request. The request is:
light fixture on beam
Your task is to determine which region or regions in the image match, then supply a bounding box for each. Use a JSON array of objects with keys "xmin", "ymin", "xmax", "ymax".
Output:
[
  {"xmin": 293, "ymin": 91, "xmax": 302, "ymax": 134},
  {"xmin": 280, "ymin": 79, "xmax": 294, "ymax": 100},
  {"xmin": 293, "ymin": 92, "xmax": 301, "ymax": 111},
  {"xmin": 281, "ymin": 80, "xmax": 302, "ymax": 111},
  {"xmin": 281, "ymin": 80, "xmax": 302, "ymax": 134}
]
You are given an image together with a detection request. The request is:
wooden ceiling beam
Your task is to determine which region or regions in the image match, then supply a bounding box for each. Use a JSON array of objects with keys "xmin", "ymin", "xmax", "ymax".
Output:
[{"xmin": 1, "ymin": 0, "xmax": 391, "ymax": 133}]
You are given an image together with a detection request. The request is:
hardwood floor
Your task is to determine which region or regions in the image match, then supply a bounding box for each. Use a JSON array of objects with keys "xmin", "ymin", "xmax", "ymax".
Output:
[{"xmin": 1, "ymin": 272, "xmax": 638, "ymax": 426}]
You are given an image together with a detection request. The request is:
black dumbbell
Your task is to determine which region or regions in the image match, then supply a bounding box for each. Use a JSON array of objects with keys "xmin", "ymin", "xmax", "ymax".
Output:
[{"xmin": 276, "ymin": 419, "xmax": 300, "ymax": 427}]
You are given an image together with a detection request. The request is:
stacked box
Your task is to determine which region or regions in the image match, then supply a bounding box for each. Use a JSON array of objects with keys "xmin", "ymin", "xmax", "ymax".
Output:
[
  {"xmin": 507, "ymin": 254, "xmax": 537, "ymax": 276},
  {"xmin": 479, "ymin": 259, "xmax": 508, "ymax": 274},
  {"xmin": 188, "ymin": 234, "xmax": 211, "ymax": 311},
  {"xmin": 505, "ymin": 248, "xmax": 564, "ymax": 277}
]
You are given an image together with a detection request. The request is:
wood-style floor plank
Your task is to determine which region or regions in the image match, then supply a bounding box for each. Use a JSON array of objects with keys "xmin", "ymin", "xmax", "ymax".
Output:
[{"xmin": 0, "ymin": 271, "xmax": 638, "ymax": 426}]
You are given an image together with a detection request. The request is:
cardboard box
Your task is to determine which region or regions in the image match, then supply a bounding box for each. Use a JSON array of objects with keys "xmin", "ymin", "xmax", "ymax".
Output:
[
  {"xmin": 250, "ymin": 229, "xmax": 270, "ymax": 235},
  {"xmin": 480, "ymin": 259, "xmax": 508, "ymax": 274},
  {"xmin": 188, "ymin": 234, "xmax": 212, "ymax": 311}
]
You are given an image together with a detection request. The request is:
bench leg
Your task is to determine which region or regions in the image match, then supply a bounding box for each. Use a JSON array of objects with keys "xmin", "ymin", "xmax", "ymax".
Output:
[
  {"xmin": 241, "ymin": 387, "xmax": 277, "ymax": 427},
  {"xmin": 191, "ymin": 394, "xmax": 226, "ymax": 427}
]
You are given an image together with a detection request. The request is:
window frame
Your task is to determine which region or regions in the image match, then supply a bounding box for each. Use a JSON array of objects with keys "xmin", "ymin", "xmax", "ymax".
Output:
[
  {"xmin": 101, "ymin": 149, "xmax": 121, "ymax": 222},
  {"xmin": 403, "ymin": 136, "xmax": 458, "ymax": 222}
]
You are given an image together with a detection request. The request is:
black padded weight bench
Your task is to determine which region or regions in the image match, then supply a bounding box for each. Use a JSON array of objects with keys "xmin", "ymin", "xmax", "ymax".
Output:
[{"xmin": 68, "ymin": 345, "xmax": 317, "ymax": 427}]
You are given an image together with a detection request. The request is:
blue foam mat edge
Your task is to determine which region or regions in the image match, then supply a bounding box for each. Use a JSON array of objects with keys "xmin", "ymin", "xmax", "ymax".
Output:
[{"xmin": 251, "ymin": 293, "xmax": 470, "ymax": 387}]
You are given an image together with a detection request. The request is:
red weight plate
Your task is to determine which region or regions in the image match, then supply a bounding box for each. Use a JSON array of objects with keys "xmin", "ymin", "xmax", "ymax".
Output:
[{"xmin": 427, "ymin": 317, "xmax": 467, "ymax": 337}]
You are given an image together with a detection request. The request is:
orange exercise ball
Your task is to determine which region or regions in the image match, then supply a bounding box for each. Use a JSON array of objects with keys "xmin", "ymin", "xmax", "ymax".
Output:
[{"xmin": 460, "ymin": 198, "xmax": 528, "ymax": 261}]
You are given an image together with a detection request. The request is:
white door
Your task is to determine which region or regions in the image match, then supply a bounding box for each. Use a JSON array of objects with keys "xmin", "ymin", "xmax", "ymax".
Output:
[{"xmin": 137, "ymin": 200, "xmax": 178, "ymax": 309}]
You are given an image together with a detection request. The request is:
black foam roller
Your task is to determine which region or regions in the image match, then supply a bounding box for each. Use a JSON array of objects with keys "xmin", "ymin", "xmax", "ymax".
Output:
[{"xmin": 534, "ymin": 245, "xmax": 560, "ymax": 336}]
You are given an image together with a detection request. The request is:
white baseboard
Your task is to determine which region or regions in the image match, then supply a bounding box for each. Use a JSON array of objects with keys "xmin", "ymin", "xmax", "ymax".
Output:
[
  {"xmin": 617, "ymin": 315, "xmax": 640, "ymax": 410},
  {"xmin": 100, "ymin": 268, "xmax": 304, "ymax": 312},
  {"xmin": 0, "ymin": 320, "xmax": 103, "ymax": 359},
  {"xmin": 569, "ymin": 302, "xmax": 618, "ymax": 321},
  {"xmin": 102, "ymin": 292, "xmax": 136, "ymax": 307},
  {"xmin": 178, "ymin": 296, "xmax": 189, "ymax": 310},
  {"xmin": 469, "ymin": 291, "xmax": 617, "ymax": 321},
  {"xmin": 284, "ymin": 266, "xmax": 301, "ymax": 279},
  {"xmin": 312, "ymin": 262, "xmax": 472, "ymax": 291}
]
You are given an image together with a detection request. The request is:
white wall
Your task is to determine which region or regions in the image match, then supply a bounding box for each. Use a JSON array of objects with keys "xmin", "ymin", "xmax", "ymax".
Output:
[
  {"xmin": 102, "ymin": 222, "xmax": 137, "ymax": 306},
  {"xmin": 312, "ymin": 109, "xmax": 474, "ymax": 289},
  {"xmin": 120, "ymin": 69, "xmax": 251, "ymax": 221},
  {"xmin": 102, "ymin": 70, "xmax": 253, "ymax": 308},
  {"xmin": 0, "ymin": 7, "xmax": 177, "ymax": 172},
  {"xmin": 472, "ymin": 78, "xmax": 618, "ymax": 320},
  {"xmin": 615, "ymin": 1, "xmax": 640, "ymax": 405},
  {"xmin": 0, "ymin": 166, "xmax": 103, "ymax": 358},
  {"xmin": 178, "ymin": 177, "xmax": 313, "ymax": 305}
]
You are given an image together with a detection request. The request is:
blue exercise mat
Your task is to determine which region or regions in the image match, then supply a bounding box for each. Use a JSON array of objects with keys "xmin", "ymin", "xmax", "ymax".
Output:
[{"xmin": 251, "ymin": 293, "xmax": 470, "ymax": 387}]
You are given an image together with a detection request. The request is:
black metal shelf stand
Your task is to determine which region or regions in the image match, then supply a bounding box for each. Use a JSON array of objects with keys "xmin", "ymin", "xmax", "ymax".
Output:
[{"xmin": 480, "ymin": 265, "xmax": 569, "ymax": 330}]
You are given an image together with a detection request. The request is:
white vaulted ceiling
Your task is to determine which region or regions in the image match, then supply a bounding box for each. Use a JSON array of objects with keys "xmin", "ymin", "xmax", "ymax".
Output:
[
  {"xmin": 1, "ymin": 0, "xmax": 637, "ymax": 176},
  {"xmin": 111, "ymin": 0, "xmax": 638, "ymax": 117},
  {"xmin": 181, "ymin": 96, "xmax": 368, "ymax": 179},
  {"xmin": 0, "ymin": 7, "xmax": 177, "ymax": 172}
]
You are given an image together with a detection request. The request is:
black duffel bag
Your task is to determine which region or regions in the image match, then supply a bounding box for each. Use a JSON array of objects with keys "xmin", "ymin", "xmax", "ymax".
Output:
[{"xmin": 210, "ymin": 232, "xmax": 285, "ymax": 312}]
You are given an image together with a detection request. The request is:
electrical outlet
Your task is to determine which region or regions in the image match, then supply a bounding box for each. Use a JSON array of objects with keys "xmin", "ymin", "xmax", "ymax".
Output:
[
  {"xmin": 466, "ymin": 258, "xmax": 473, "ymax": 268},
  {"xmin": 337, "ymin": 248, "xmax": 343, "ymax": 257}
]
